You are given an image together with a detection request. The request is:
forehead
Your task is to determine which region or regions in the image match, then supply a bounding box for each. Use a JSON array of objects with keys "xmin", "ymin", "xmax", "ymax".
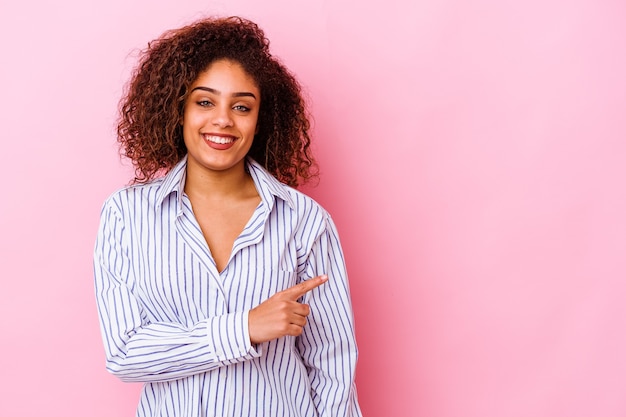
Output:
[{"xmin": 191, "ymin": 59, "xmax": 259, "ymax": 92}]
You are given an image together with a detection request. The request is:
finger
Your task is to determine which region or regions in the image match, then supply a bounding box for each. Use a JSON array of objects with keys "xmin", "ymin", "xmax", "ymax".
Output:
[
  {"xmin": 282, "ymin": 275, "xmax": 328, "ymax": 300},
  {"xmin": 292, "ymin": 303, "xmax": 310, "ymax": 318},
  {"xmin": 289, "ymin": 314, "xmax": 307, "ymax": 327},
  {"xmin": 286, "ymin": 324, "xmax": 306, "ymax": 337}
]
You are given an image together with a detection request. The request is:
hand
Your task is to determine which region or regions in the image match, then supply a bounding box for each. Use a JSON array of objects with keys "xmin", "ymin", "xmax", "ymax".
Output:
[{"xmin": 248, "ymin": 275, "xmax": 328, "ymax": 344}]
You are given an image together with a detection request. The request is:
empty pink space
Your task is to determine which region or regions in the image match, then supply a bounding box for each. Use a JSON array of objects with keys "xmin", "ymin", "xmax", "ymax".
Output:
[{"xmin": 1, "ymin": 0, "xmax": 625, "ymax": 416}]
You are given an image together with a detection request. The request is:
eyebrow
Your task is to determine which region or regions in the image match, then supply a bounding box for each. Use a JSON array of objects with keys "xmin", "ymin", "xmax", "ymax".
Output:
[{"xmin": 191, "ymin": 86, "xmax": 257, "ymax": 99}]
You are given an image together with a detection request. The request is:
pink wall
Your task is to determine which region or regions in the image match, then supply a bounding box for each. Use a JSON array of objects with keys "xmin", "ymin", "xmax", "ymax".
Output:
[{"xmin": 1, "ymin": 1, "xmax": 625, "ymax": 416}]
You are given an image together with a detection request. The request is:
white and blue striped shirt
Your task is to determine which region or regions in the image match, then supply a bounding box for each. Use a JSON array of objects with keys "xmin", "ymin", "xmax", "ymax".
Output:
[{"xmin": 94, "ymin": 156, "xmax": 362, "ymax": 417}]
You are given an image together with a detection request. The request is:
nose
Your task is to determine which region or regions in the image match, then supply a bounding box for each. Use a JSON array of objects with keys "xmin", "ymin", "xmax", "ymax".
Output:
[{"xmin": 211, "ymin": 105, "xmax": 234, "ymax": 128}]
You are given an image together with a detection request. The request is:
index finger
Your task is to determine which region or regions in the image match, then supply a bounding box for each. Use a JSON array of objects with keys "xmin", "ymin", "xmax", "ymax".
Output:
[{"xmin": 282, "ymin": 275, "xmax": 328, "ymax": 300}]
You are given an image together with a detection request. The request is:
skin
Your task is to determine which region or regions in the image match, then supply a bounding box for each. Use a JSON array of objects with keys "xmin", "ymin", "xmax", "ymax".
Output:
[
  {"xmin": 182, "ymin": 59, "xmax": 260, "ymax": 183},
  {"xmin": 183, "ymin": 59, "xmax": 261, "ymax": 275},
  {"xmin": 180, "ymin": 59, "xmax": 327, "ymax": 344},
  {"xmin": 248, "ymin": 275, "xmax": 328, "ymax": 344}
]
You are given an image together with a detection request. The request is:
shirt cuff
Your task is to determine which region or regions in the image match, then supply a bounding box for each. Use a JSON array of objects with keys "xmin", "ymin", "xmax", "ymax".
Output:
[{"xmin": 206, "ymin": 311, "xmax": 262, "ymax": 363}]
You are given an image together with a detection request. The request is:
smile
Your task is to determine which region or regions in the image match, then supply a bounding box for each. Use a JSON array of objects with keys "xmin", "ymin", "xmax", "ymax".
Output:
[{"xmin": 203, "ymin": 134, "xmax": 236, "ymax": 144}]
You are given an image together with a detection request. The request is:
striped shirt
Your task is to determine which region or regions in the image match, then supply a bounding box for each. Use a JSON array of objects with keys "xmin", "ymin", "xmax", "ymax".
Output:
[{"xmin": 94, "ymin": 156, "xmax": 362, "ymax": 417}]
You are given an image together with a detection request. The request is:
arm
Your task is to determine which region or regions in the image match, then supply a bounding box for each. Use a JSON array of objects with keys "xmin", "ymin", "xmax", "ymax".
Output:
[
  {"xmin": 297, "ymin": 214, "xmax": 362, "ymax": 417},
  {"xmin": 94, "ymin": 200, "xmax": 261, "ymax": 383}
]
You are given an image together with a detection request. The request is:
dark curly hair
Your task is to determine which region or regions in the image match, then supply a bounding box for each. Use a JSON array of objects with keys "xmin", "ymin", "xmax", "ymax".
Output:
[{"xmin": 117, "ymin": 16, "xmax": 317, "ymax": 187}]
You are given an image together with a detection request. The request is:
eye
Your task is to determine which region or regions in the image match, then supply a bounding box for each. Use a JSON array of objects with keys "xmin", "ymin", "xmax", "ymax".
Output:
[
  {"xmin": 233, "ymin": 105, "xmax": 251, "ymax": 112},
  {"xmin": 196, "ymin": 100, "xmax": 213, "ymax": 107}
]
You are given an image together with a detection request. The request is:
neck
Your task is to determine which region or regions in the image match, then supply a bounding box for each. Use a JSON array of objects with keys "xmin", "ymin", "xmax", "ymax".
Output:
[{"xmin": 184, "ymin": 158, "xmax": 255, "ymax": 201}]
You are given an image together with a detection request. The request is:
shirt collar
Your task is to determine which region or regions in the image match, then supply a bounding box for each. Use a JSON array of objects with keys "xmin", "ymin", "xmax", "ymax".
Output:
[
  {"xmin": 154, "ymin": 155, "xmax": 295, "ymax": 211},
  {"xmin": 246, "ymin": 157, "xmax": 295, "ymax": 211},
  {"xmin": 155, "ymin": 155, "xmax": 187, "ymax": 212}
]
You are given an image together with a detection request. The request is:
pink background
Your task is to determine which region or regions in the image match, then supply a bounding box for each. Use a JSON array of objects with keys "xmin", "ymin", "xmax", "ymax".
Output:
[{"xmin": 1, "ymin": 0, "xmax": 625, "ymax": 416}]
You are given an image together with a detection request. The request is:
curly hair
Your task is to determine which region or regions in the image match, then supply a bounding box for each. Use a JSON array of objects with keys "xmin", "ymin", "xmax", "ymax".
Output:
[{"xmin": 117, "ymin": 16, "xmax": 317, "ymax": 187}]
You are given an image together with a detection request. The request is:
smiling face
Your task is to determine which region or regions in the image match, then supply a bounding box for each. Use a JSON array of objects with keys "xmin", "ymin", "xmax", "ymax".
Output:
[{"xmin": 182, "ymin": 59, "xmax": 261, "ymax": 178}]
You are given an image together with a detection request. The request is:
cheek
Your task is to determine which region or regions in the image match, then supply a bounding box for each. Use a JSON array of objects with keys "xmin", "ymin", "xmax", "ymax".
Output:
[
  {"xmin": 247, "ymin": 112, "xmax": 261, "ymax": 136},
  {"xmin": 182, "ymin": 110, "xmax": 204, "ymax": 133},
  {"xmin": 181, "ymin": 118, "xmax": 197, "ymax": 146},
  {"xmin": 245, "ymin": 120, "xmax": 258, "ymax": 136}
]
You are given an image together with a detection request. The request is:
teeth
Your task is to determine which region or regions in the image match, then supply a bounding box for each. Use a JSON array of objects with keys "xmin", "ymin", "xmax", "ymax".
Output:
[{"xmin": 205, "ymin": 135, "xmax": 234, "ymax": 144}]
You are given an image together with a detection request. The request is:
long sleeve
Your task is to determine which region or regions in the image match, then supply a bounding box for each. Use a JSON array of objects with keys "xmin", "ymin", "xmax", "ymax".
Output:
[
  {"xmin": 297, "ymin": 214, "xmax": 362, "ymax": 417},
  {"xmin": 94, "ymin": 199, "xmax": 261, "ymax": 383},
  {"xmin": 94, "ymin": 158, "xmax": 362, "ymax": 416}
]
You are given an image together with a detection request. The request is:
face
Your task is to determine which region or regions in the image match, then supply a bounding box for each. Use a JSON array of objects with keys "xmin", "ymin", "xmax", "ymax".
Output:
[{"xmin": 182, "ymin": 59, "xmax": 260, "ymax": 177}]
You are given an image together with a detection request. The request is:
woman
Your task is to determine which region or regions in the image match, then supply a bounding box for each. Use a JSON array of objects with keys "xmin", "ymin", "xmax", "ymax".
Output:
[{"xmin": 94, "ymin": 16, "xmax": 362, "ymax": 417}]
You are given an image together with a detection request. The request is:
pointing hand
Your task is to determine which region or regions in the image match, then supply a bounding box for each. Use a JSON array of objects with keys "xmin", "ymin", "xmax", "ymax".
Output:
[{"xmin": 248, "ymin": 275, "xmax": 328, "ymax": 344}]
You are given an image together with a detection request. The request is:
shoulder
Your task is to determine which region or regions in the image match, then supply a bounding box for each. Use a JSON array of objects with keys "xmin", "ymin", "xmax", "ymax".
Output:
[
  {"xmin": 101, "ymin": 157, "xmax": 187, "ymax": 216},
  {"xmin": 278, "ymin": 183, "xmax": 335, "ymax": 239},
  {"xmin": 100, "ymin": 178, "xmax": 166, "ymax": 217},
  {"xmin": 248, "ymin": 157, "xmax": 337, "ymax": 239},
  {"xmin": 248, "ymin": 157, "xmax": 329, "ymax": 219},
  {"xmin": 284, "ymin": 185, "xmax": 328, "ymax": 219}
]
